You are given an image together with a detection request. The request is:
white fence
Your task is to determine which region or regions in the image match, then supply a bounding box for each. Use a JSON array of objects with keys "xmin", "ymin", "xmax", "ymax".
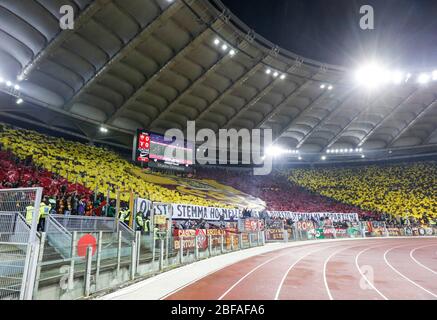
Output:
[{"xmin": 0, "ymin": 188, "xmax": 42, "ymax": 300}]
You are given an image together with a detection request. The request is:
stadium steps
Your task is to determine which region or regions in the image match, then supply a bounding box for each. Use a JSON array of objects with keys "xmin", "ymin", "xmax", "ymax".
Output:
[{"xmin": 0, "ymin": 244, "xmax": 25, "ymax": 300}]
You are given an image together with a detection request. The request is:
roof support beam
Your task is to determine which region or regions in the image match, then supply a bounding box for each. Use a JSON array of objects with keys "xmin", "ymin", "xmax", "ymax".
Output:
[
  {"xmin": 224, "ymin": 78, "xmax": 278, "ymax": 129},
  {"xmin": 105, "ymin": 20, "xmax": 222, "ymax": 125},
  {"xmin": 255, "ymin": 78, "xmax": 317, "ymax": 129},
  {"xmin": 0, "ymin": 111, "xmax": 130, "ymax": 150},
  {"xmin": 272, "ymin": 84, "xmax": 344, "ymax": 143},
  {"xmin": 323, "ymin": 91, "xmax": 389, "ymax": 150},
  {"xmin": 2, "ymin": 87, "xmax": 134, "ymax": 135},
  {"xmin": 64, "ymin": 0, "xmax": 183, "ymax": 111},
  {"xmin": 425, "ymin": 127, "xmax": 437, "ymax": 144},
  {"xmin": 192, "ymin": 58, "xmax": 266, "ymax": 126},
  {"xmin": 358, "ymin": 88, "xmax": 420, "ymax": 147},
  {"xmin": 388, "ymin": 94, "xmax": 437, "ymax": 147},
  {"xmin": 295, "ymin": 90, "xmax": 356, "ymax": 148},
  {"xmin": 18, "ymin": 0, "xmax": 111, "ymax": 81},
  {"xmin": 149, "ymin": 29, "xmax": 244, "ymax": 128},
  {"xmin": 224, "ymin": 63, "xmax": 317, "ymax": 129}
]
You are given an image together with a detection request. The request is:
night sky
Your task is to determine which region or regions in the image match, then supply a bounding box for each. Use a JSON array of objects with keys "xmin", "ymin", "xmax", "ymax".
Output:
[{"xmin": 220, "ymin": 0, "xmax": 437, "ymax": 70}]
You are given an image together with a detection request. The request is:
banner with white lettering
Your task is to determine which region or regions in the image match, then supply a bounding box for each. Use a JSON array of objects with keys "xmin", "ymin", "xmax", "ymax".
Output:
[
  {"xmin": 171, "ymin": 203, "xmax": 240, "ymax": 221},
  {"xmin": 135, "ymin": 198, "xmax": 152, "ymax": 216},
  {"xmin": 153, "ymin": 202, "xmax": 171, "ymax": 216},
  {"xmin": 267, "ymin": 211, "xmax": 359, "ymax": 222}
]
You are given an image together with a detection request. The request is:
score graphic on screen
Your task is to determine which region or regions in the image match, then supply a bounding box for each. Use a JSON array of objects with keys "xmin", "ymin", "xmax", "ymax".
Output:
[
  {"xmin": 137, "ymin": 131, "xmax": 150, "ymax": 163},
  {"xmin": 134, "ymin": 129, "xmax": 194, "ymax": 168}
]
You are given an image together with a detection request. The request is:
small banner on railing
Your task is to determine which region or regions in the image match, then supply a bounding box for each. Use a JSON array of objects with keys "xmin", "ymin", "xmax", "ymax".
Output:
[{"xmin": 267, "ymin": 211, "xmax": 359, "ymax": 222}]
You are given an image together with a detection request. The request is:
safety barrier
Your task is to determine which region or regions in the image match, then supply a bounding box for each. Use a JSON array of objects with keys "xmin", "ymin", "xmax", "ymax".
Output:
[
  {"xmin": 50, "ymin": 215, "xmax": 116, "ymax": 233},
  {"xmin": 0, "ymin": 188, "xmax": 42, "ymax": 300},
  {"xmin": 31, "ymin": 229, "xmax": 264, "ymax": 300},
  {"xmin": 45, "ymin": 216, "xmax": 73, "ymax": 259}
]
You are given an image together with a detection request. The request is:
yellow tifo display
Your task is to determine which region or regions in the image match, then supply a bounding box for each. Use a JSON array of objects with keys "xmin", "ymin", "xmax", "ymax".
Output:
[
  {"xmin": 0, "ymin": 126, "xmax": 264, "ymax": 208},
  {"xmin": 287, "ymin": 163, "xmax": 437, "ymax": 220},
  {"xmin": 130, "ymin": 167, "xmax": 265, "ymax": 210}
]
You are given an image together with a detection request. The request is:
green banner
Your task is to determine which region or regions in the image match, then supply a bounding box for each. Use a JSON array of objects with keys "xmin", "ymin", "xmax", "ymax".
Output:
[{"xmin": 315, "ymin": 228, "xmax": 325, "ymax": 239}]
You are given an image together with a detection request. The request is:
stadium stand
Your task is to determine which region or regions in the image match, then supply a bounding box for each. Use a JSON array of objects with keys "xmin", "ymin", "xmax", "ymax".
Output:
[
  {"xmin": 287, "ymin": 162, "xmax": 437, "ymax": 221},
  {"xmin": 1, "ymin": 124, "xmax": 435, "ymax": 223},
  {"xmin": 196, "ymin": 168, "xmax": 374, "ymax": 216},
  {"xmin": 0, "ymin": 125, "xmax": 238, "ymax": 209}
]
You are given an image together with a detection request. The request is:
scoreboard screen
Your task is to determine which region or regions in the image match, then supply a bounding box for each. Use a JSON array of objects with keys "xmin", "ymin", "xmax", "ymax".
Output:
[{"xmin": 134, "ymin": 129, "xmax": 193, "ymax": 166}]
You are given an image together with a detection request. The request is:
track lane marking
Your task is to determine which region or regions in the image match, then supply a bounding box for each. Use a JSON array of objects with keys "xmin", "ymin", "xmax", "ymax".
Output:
[
  {"xmin": 218, "ymin": 242, "xmax": 353, "ymax": 300},
  {"xmin": 323, "ymin": 246, "xmax": 355, "ymax": 300},
  {"xmin": 384, "ymin": 245, "xmax": 437, "ymax": 298},
  {"xmin": 410, "ymin": 245, "xmax": 437, "ymax": 276},
  {"xmin": 217, "ymin": 251, "xmax": 299, "ymax": 300},
  {"xmin": 355, "ymin": 245, "xmax": 389, "ymax": 300},
  {"xmin": 274, "ymin": 245, "xmax": 337, "ymax": 300}
]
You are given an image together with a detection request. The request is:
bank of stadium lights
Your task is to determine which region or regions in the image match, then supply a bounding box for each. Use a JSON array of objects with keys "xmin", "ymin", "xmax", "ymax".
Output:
[
  {"xmin": 265, "ymin": 145, "xmax": 300, "ymax": 157},
  {"xmin": 417, "ymin": 73, "xmax": 431, "ymax": 84},
  {"xmin": 0, "ymin": 75, "xmax": 21, "ymax": 92},
  {"xmin": 326, "ymin": 148, "xmax": 363, "ymax": 154},
  {"xmin": 213, "ymin": 38, "xmax": 237, "ymax": 57},
  {"xmin": 0, "ymin": 75, "xmax": 23, "ymax": 104},
  {"xmin": 265, "ymin": 68, "xmax": 287, "ymax": 80},
  {"xmin": 355, "ymin": 63, "xmax": 437, "ymax": 88},
  {"xmin": 99, "ymin": 126, "xmax": 108, "ymax": 133},
  {"xmin": 320, "ymin": 83, "xmax": 334, "ymax": 90}
]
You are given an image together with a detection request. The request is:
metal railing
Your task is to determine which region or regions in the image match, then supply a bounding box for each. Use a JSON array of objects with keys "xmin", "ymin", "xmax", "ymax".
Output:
[
  {"xmin": 117, "ymin": 221, "xmax": 135, "ymax": 243},
  {"xmin": 49, "ymin": 215, "xmax": 116, "ymax": 233},
  {"xmin": 0, "ymin": 188, "xmax": 42, "ymax": 300},
  {"xmin": 45, "ymin": 216, "xmax": 72, "ymax": 259},
  {"xmin": 30, "ymin": 230, "xmax": 264, "ymax": 300},
  {"xmin": 0, "ymin": 213, "xmax": 30, "ymax": 244}
]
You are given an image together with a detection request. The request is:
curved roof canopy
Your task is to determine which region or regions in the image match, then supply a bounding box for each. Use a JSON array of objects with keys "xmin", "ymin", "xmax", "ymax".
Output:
[{"xmin": 0, "ymin": 0, "xmax": 436, "ymax": 156}]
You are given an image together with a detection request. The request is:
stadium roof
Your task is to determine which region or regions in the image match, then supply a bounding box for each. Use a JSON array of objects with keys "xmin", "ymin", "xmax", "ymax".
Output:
[{"xmin": 0, "ymin": 0, "xmax": 436, "ymax": 158}]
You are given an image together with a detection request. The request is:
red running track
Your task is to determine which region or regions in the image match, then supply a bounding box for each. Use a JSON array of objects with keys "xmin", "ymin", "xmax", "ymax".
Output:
[{"xmin": 164, "ymin": 238, "xmax": 437, "ymax": 300}]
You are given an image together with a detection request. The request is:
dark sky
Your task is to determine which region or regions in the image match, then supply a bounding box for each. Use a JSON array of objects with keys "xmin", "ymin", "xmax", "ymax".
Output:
[{"xmin": 220, "ymin": 0, "xmax": 437, "ymax": 70}]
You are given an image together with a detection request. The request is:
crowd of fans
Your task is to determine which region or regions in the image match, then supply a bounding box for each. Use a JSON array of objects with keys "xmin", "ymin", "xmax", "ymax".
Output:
[
  {"xmin": 287, "ymin": 162, "xmax": 437, "ymax": 221},
  {"xmin": 0, "ymin": 125, "xmax": 229, "ymax": 209},
  {"xmin": 1, "ymin": 124, "xmax": 436, "ymax": 226},
  {"xmin": 196, "ymin": 167, "xmax": 374, "ymax": 216}
]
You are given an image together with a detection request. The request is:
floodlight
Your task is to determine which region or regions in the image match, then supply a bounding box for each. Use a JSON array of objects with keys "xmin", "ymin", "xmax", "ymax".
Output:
[
  {"xmin": 392, "ymin": 71, "xmax": 404, "ymax": 84},
  {"xmin": 229, "ymin": 49, "xmax": 236, "ymax": 56},
  {"xmin": 280, "ymin": 74, "xmax": 286, "ymax": 80},
  {"xmin": 273, "ymin": 71, "xmax": 279, "ymax": 78},
  {"xmin": 6, "ymin": 81, "xmax": 12, "ymax": 87},
  {"xmin": 16, "ymin": 98, "xmax": 23, "ymax": 105},
  {"xmin": 320, "ymin": 84, "xmax": 326, "ymax": 89},
  {"xmin": 221, "ymin": 44, "xmax": 228, "ymax": 51},
  {"xmin": 418, "ymin": 73, "xmax": 430, "ymax": 84},
  {"xmin": 214, "ymin": 38, "xmax": 220, "ymax": 46},
  {"xmin": 321, "ymin": 156, "xmax": 327, "ymax": 160},
  {"xmin": 355, "ymin": 63, "xmax": 390, "ymax": 88},
  {"xmin": 266, "ymin": 69, "xmax": 271, "ymax": 75},
  {"xmin": 327, "ymin": 85, "xmax": 333, "ymax": 90}
]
